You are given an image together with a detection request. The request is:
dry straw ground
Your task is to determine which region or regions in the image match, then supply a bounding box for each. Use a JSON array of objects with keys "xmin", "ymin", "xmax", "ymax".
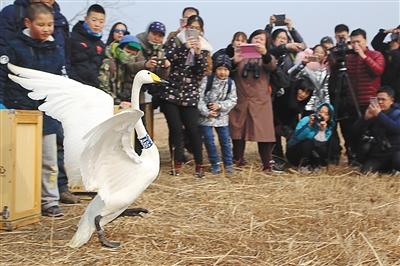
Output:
[{"xmin": 1, "ymin": 114, "xmax": 400, "ymax": 265}]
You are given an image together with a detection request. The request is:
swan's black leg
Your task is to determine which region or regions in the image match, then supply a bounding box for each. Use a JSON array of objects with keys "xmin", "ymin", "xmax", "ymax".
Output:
[
  {"xmin": 94, "ymin": 215, "xmax": 120, "ymax": 248},
  {"xmin": 119, "ymin": 207, "xmax": 149, "ymax": 218}
]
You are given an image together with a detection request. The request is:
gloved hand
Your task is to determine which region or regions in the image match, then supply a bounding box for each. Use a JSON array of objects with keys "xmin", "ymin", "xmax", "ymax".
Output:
[{"xmin": 0, "ymin": 103, "xmax": 6, "ymax": 109}]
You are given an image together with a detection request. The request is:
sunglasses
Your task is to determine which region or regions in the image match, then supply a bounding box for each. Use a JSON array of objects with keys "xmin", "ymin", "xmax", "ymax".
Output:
[{"xmin": 113, "ymin": 29, "xmax": 128, "ymax": 34}]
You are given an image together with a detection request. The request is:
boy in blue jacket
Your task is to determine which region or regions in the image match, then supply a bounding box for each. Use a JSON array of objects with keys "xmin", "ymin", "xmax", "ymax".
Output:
[
  {"xmin": 286, "ymin": 103, "xmax": 335, "ymax": 169},
  {"xmin": 0, "ymin": 3, "xmax": 66, "ymax": 217},
  {"xmin": 0, "ymin": 0, "xmax": 80, "ymax": 205}
]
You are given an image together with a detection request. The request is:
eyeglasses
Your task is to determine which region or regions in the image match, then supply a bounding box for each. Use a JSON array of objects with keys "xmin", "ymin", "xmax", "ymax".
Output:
[{"xmin": 113, "ymin": 29, "xmax": 128, "ymax": 34}]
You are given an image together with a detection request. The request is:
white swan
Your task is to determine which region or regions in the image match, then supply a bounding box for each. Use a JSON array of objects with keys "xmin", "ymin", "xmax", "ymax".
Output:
[{"xmin": 7, "ymin": 64, "xmax": 165, "ymax": 248}]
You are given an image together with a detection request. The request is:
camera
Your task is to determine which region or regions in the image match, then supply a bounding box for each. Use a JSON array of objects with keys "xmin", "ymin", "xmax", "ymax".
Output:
[
  {"xmin": 312, "ymin": 113, "xmax": 324, "ymax": 123},
  {"xmin": 156, "ymin": 58, "xmax": 166, "ymax": 67},
  {"xmin": 151, "ymin": 48, "xmax": 166, "ymax": 67},
  {"xmin": 329, "ymin": 37, "xmax": 356, "ymax": 71},
  {"xmin": 242, "ymin": 62, "xmax": 260, "ymax": 79},
  {"xmin": 361, "ymin": 134, "xmax": 375, "ymax": 143}
]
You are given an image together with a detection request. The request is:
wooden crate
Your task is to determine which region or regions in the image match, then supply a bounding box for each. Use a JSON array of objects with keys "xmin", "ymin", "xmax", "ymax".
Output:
[{"xmin": 0, "ymin": 110, "xmax": 42, "ymax": 231}]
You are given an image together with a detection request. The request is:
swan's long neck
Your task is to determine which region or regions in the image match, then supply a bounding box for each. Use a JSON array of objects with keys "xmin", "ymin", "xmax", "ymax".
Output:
[{"xmin": 131, "ymin": 77, "xmax": 148, "ymax": 139}]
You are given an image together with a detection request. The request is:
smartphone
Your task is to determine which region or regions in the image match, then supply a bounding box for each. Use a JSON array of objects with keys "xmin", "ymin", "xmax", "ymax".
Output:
[
  {"xmin": 238, "ymin": 44, "xmax": 261, "ymax": 59},
  {"xmin": 370, "ymin": 96, "xmax": 378, "ymax": 105},
  {"xmin": 274, "ymin": 14, "xmax": 286, "ymax": 26},
  {"xmin": 185, "ymin": 28, "xmax": 199, "ymax": 40}
]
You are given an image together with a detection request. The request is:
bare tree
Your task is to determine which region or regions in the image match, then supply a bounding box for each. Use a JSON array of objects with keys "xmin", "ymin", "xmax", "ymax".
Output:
[{"xmin": 68, "ymin": 0, "xmax": 135, "ymax": 31}]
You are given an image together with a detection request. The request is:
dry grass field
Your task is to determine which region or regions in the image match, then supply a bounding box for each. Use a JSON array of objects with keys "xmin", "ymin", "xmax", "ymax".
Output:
[{"xmin": 1, "ymin": 113, "xmax": 400, "ymax": 265}]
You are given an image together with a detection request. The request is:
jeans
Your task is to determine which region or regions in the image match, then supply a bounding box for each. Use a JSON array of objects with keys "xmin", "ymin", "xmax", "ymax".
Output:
[
  {"xmin": 42, "ymin": 134, "xmax": 60, "ymax": 209},
  {"xmin": 200, "ymin": 126, "xmax": 233, "ymax": 166},
  {"xmin": 56, "ymin": 125, "xmax": 69, "ymax": 193}
]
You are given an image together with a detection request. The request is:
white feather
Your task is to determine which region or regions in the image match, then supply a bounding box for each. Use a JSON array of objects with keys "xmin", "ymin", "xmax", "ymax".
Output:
[
  {"xmin": 8, "ymin": 66, "xmax": 114, "ymax": 186},
  {"xmin": 7, "ymin": 64, "xmax": 161, "ymax": 248}
]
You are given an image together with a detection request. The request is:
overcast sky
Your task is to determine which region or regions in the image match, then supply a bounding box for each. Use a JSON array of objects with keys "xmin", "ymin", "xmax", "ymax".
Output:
[{"xmin": 1, "ymin": 0, "xmax": 399, "ymax": 51}]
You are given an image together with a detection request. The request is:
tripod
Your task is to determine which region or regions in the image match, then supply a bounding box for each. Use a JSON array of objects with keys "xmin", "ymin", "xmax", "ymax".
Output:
[{"xmin": 328, "ymin": 61, "xmax": 362, "ymax": 165}]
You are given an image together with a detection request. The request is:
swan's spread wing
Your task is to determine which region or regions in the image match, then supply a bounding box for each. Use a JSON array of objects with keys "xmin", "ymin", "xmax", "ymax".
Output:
[
  {"xmin": 8, "ymin": 64, "xmax": 114, "ymax": 185},
  {"xmin": 80, "ymin": 109, "xmax": 144, "ymax": 192}
]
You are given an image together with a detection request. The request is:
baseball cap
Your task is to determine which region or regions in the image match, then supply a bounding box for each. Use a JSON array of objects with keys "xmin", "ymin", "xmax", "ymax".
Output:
[
  {"xmin": 119, "ymin": 35, "xmax": 142, "ymax": 50},
  {"xmin": 148, "ymin": 21, "xmax": 166, "ymax": 36}
]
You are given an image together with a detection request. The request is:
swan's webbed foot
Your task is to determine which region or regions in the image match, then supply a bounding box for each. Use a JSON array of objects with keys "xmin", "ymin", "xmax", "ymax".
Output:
[
  {"xmin": 119, "ymin": 207, "xmax": 149, "ymax": 218},
  {"xmin": 94, "ymin": 215, "xmax": 120, "ymax": 248}
]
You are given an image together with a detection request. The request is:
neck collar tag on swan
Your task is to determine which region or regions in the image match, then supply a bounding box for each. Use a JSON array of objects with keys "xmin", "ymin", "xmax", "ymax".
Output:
[{"xmin": 139, "ymin": 134, "xmax": 153, "ymax": 149}]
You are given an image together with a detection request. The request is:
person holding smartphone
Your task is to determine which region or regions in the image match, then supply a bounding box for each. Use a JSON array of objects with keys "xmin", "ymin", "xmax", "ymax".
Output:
[
  {"xmin": 289, "ymin": 44, "xmax": 331, "ymax": 114},
  {"xmin": 265, "ymin": 15, "xmax": 306, "ymax": 73},
  {"xmin": 371, "ymin": 25, "xmax": 400, "ymax": 102},
  {"xmin": 161, "ymin": 15, "xmax": 211, "ymax": 177},
  {"xmin": 229, "ymin": 29, "xmax": 278, "ymax": 172},
  {"xmin": 352, "ymin": 86, "xmax": 400, "ymax": 174},
  {"xmin": 165, "ymin": 7, "xmax": 199, "ymax": 47}
]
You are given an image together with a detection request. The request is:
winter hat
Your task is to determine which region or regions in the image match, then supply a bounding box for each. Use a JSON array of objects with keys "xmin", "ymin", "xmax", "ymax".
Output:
[
  {"xmin": 119, "ymin": 35, "xmax": 142, "ymax": 50},
  {"xmin": 213, "ymin": 54, "xmax": 232, "ymax": 71},
  {"xmin": 320, "ymin": 36, "xmax": 334, "ymax": 45},
  {"xmin": 148, "ymin": 21, "xmax": 166, "ymax": 36}
]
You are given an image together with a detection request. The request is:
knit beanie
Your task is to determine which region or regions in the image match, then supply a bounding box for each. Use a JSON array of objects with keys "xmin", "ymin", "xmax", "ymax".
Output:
[{"xmin": 213, "ymin": 54, "xmax": 232, "ymax": 71}]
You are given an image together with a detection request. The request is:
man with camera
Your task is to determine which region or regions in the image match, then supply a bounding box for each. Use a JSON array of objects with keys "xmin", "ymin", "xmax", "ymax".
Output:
[
  {"xmin": 352, "ymin": 86, "xmax": 400, "ymax": 174},
  {"xmin": 328, "ymin": 28, "xmax": 385, "ymax": 165},
  {"xmin": 136, "ymin": 21, "xmax": 171, "ymax": 138},
  {"xmin": 371, "ymin": 26, "xmax": 400, "ymax": 102}
]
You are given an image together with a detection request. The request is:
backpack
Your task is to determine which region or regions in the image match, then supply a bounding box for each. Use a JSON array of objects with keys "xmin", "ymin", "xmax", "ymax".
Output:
[{"xmin": 205, "ymin": 75, "xmax": 233, "ymax": 100}]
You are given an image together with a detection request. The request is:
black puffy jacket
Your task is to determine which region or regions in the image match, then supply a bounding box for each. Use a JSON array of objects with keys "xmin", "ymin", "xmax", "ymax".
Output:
[{"xmin": 69, "ymin": 21, "xmax": 105, "ymax": 87}]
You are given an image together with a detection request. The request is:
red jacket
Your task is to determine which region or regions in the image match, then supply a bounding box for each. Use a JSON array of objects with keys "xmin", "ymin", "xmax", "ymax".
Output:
[{"xmin": 346, "ymin": 48, "xmax": 385, "ymax": 107}]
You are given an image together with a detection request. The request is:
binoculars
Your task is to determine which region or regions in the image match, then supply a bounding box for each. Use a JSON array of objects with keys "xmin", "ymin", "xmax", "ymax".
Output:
[{"xmin": 242, "ymin": 62, "xmax": 260, "ymax": 79}]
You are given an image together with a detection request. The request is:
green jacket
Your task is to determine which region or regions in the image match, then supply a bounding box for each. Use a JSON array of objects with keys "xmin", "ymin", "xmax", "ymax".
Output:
[{"xmin": 98, "ymin": 43, "xmax": 147, "ymax": 104}]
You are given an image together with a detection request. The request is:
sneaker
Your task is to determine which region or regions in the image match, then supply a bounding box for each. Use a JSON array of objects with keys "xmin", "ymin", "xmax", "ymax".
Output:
[
  {"xmin": 270, "ymin": 160, "xmax": 285, "ymax": 173},
  {"xmin": 233, "ymin": 158, "xmax": 247, "ymax": 167},
  {"xmin": 42, "ymin": 205, "xmax": 64, "ymax": 217},
  {"xmin": 195, "ymin": 164, "xmax": 205, "ymax": 178},
  {"xmin": 60, "ymin": 191, "xmax": 81, "ymax": 204},
  {"xmin": 225, "ymin": 165, "xmax": 234, "ymax": 176},
  {"xmin": 298, "ymin": 165, "xmax": 312, "ymax": 174},
  {"xmin": 211, "ymin": 163, "xmax": 222, "ymax": 174},
  {"xmin": 169, "ymin": 161, "xmax": 182, "ymax": 176},
  {"xmin": 391, "ymin": 170, "xmax": 400, "ymax": 177}
]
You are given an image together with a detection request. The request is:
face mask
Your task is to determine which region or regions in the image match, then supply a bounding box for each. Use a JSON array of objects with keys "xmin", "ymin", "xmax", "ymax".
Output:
[
  {"xmin": 150, "ymin": 43, "xmax": 161, "ymax": 51},
  {"xmin": 115, "ymin": 47, "xmax": 136, "ymax": 63}
]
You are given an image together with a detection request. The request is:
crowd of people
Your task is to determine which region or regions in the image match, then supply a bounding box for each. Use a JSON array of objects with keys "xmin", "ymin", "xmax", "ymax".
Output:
[{"xmin": 0, "ymin": 1, "xmax": 399, "ymax": 218}]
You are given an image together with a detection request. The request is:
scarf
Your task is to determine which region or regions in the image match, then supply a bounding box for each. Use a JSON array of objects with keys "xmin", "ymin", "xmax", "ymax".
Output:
[{"xmin": 83, "ymin": 22, "xmax": 102, "ymax": 38}]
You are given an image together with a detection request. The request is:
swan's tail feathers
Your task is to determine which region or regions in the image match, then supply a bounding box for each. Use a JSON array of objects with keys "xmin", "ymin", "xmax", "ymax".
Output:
[{"xmin": 68, "ymin": 196, "xmax": 104, "ymax": 248}]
